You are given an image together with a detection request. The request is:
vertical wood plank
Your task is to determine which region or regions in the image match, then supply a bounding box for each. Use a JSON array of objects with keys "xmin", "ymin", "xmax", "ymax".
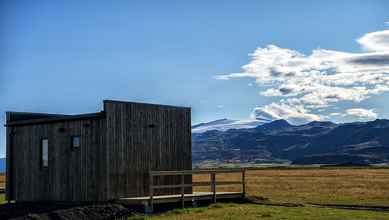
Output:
[
  {"xmin": 7, "ymin": 100, "xmax": 191, "ymax": 202},
  {"xmin": 211, "ymin": 173, "xmax": 216, "ymax": 203},
  {"xmin": 242, "ymin": 168, "xmax": 246, "ymax": 196},
  {"xmin": 149, "ymin": 172, "xmax": 154, "ymax": 213},
  {"xmin": 104, "ymin": 101, "xmax": 192, "ymax": 198},
  {"xmin": 181, "ymin": 174, "xmax": 185, "ymax": 209},
  {"xmin": 5, "ymin": 120, "xmax": 13, "ymax": 201}
]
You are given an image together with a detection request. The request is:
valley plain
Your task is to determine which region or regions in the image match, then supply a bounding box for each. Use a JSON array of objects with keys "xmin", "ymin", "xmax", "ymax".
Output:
[
  {"xmin": 2, "ymin": 168, "xmax": 389, "ymax": 219},
  {"xmin": 133, "ymin": 167, "xmax": 389, "ymax": 219},
  {"xmin": 192, "ymin": 119, "xmax": 389, "ymax": 166}
]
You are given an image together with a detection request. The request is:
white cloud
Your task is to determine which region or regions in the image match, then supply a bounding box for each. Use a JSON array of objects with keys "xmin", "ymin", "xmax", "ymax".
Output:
[
  {"xmin": 216, "ymin": 28, "xmax": 389, "ymax": 124},
  {"xmin": 329, "ymin": 108, "xmax": 377, "ymax": 121},
  {"xmin": 329, "ymin": 112, "xmax": 342, "ymax": 116},
  {"xmin": 386, "ymin": 21, "xmax": 389, "ymax": 26},
  {"xmin": 253, "ymin": 102, "xmax": 322, "ymax": 125},
  {"xmin": 357, "ymin": 30, "xmax": 389, "ymax": 51},
  {"xmin": 345, "ymin": 108, "xmax": 377, "ymax": 120}
]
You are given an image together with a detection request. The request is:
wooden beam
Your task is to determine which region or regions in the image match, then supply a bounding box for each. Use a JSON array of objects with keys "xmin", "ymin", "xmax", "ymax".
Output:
[
  {"xmin": 150, "ymin": 168, "xmax": 244, "ymax": 176},
  {"xmin": 148, "ymin": 168, "xmax": 246, "ymax": 208},
  {"xmin": 242, "ymin": 169, "xmax": 246, "ymax": 196},
  {"xmin": 211, "ymin": 173, "xmax": 216, "ymax": 203},
  {"xmin": 149, "ymin": 172, "xmax": 154, "ymax": 213},
  {"xmin": 181, "ymin": 175, "xmax": 185, "ymax": 209},
  {"xmin": 152, "ymin": 181, "xmax": 242, "ymax": 189}
]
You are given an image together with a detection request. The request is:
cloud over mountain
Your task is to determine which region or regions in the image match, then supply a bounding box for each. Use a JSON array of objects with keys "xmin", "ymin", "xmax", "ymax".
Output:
[
  {"xmin": 345, "ymin": 108, "xmax": 378, "ymax": 120},
  {"xmin": 252, "ymin": 102, "xmax": 321, "ymax": 125},
  {"xmin": 216, "ymin": 28, "xmax": 389, "ymax": 124}
]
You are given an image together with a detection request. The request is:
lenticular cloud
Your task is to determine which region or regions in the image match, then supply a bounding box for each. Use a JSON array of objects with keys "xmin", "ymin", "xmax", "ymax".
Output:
[{"xmin": 216, "ymin": 29, "xmax": 389, "ymax": 124}]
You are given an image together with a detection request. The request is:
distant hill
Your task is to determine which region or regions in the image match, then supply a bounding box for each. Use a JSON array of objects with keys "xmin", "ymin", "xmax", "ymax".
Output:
[
  {"xmin": 0, "ymin": 158, "xmax": 5, "ymax": 173},
  {"xmin": 192, "ymin": 109, "xmax": 277, "ymax": 133},
  {"xmin": 192, "ymin": 118, "xmax": 268, "ymax": 133},
  {"xmin": 192, "ymin": 119, "xmax": 389, "ymax": 165}
]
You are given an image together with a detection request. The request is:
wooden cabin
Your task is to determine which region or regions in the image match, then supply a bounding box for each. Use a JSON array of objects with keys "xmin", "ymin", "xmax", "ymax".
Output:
[{"xmin": 5, "ymin": 100, "xmax": 192, "ymax": 202}]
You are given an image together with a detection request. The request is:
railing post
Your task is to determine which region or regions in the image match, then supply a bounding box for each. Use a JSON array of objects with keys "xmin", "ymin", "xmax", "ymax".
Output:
[
  {"xmin": 242, "ymin": 168, "xmax": 246, "ymax": 197},
  {"xmin": 181, "ymin": 174, "xmax": 185, "ymax": 208},
  {"xmin": 149, "ymin": 171, "xmax": 154, "ymax": 213},
  {"xmin": 147, "ymin": 169, "xmax": 246, "ymax": 211},
  {"xmin": 211, "ymin": 172, "xmax": 216, "ymax": 203}
]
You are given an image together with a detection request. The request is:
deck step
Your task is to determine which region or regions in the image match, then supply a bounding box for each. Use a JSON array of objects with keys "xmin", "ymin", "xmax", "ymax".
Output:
[{"xmin": 119, "ymin": 191, "xmax": 243, "ymax": 205}]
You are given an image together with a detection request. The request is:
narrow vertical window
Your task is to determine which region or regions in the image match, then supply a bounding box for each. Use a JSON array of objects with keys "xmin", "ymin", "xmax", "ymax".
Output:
[
  {"xmin": 41, "ymin": 139, "xmax": 48, "ymax": 168},
  {"xmin": 72, "ymin": 136, "xmax": 80, "ymax": 149}
]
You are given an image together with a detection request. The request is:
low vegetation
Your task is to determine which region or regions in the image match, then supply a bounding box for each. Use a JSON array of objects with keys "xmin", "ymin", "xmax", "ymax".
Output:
[
  {"xmin": 2, "ymin": 168, "xmax": 389, "ymax": 219},
  {"xmin": 131, "ymin": 203, "xmax": 389, "ymax": 220},
  {"xmin": 134, "ymin": 168, "xmax": 389, "ymax": 219},
  {"xmin": 202, "ymin": 168, "xmax": 389, "ymax": 206},
  {"xmin": 0, "ymin": 174, "xmax": 4, "ymax": 187},
  {"xmin": 0, "ymin": 174, "xmax": 4, "ymax": 204}
]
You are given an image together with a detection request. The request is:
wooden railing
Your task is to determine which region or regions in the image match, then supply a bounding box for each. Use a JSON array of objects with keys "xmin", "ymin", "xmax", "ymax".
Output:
[{"xmin": 148, "ymin": 168, "xmax": 246, "ymax": 211}]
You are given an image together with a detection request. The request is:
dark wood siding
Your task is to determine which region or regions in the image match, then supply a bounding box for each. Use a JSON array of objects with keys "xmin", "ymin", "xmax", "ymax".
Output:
[
  {"xmin": 6, "ymin": 100, "xmax": 192, "ymax": 202},
  {"xmin": 5, "ymin": 113, "xmax": 13, "ymax": 201},
  {"xmin": 7, "ymin": 118, "xmax": 106, "ymax": 201},
  {"xmin": 104, "ymin": 101, "xmax": 192, "ymax": 199}
]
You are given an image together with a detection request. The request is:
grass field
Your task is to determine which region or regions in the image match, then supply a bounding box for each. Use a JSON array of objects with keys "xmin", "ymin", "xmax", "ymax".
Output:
[
  {"xmin": 0, "ymin": 174, "xmax": 5, "ymax": 204},
  {"xmin": 0, "ymin": 174, "xmax": 5, "ymax": 203},
  {"xmin": 2, "ymin": 168, "xmax": 389, "ymax": 219},
  {"xmin": 199, "ymin": 168, "xmax": 389, "ymax": 206},
  {"xmin": 132, "ymin": 203, "xmax": 389, "ymax": 220},
  {"xmin": 131, "ymin": 168, "xmax": 389, "ymax": 219},
  {"xmin": 0, "ymin": 174, "xmax": 4, "ymax": 187}
]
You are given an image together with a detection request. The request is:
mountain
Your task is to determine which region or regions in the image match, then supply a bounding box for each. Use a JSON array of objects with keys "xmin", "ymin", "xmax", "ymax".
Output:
[
  {"xmin": 0, "ymin": 158, "xmax": 5, "ymax": 173},
  {"xmin": 192, "ymin": 109, "xmax": 277, "ymax": 133},
  {"xmin": 192, "ymin": 118, "xmax": 267, "ymax": 133},
  {"xmin": 192, "ymin": 119, "xmax": 389, "ymax": 165}
]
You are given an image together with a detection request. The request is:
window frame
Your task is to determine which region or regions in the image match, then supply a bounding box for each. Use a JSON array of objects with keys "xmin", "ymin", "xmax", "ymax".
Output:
[
  {"xmin": 40, "ymin": 138, "xmax": 49, "ymax": 169},
  {"xmin": 71, "ymin": 135, "xmax": 81, "ymax": 149}
]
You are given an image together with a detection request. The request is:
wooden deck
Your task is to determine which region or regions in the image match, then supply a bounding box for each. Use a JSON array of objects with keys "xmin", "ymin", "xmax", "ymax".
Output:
[
  {"xmin": 119, "ymin": 169, "xmax": 246, "ymax": 213},
  {"xmin": 119, "ymin": 191, "xmax": 244, "ymax": 205}
]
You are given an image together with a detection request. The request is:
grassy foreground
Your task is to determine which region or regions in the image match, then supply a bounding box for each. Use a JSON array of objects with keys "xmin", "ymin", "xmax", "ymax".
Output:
[
  {"xmin": 134, "ymin": 168, "xmax": 389, "ymax": 219},
  {"xmin": 2, "ymin": 168, "xmax": 389, "ymax": 219},
  {"xmin": 130, "ymin": 203, "xmax": 389, "ymax": 220},
  {"xmin": 0, "ymin": 174, "xmax": 4, "ymax": 204},
  {"xmin": 205, "ymin": 168, "xmax": 389, "ymax": 206}
]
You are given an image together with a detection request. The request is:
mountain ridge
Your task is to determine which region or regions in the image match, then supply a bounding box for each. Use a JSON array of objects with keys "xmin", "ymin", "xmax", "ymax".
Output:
[
  {"xmin": 192, "ymin": 118, "xmax": 389, "ymax": 165},
  {"xmin": 0, "ymin": 158, "xmax": 4, "ymax": 173}
]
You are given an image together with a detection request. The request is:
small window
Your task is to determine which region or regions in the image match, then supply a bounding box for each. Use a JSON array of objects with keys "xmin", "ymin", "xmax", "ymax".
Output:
[
  {"xmin": 41, "ymin": 139, "xmax": 48, "ymax": 168},
  {"xmin": 72, "ymin": 136, "xmax": 81, "ymax": 148}
]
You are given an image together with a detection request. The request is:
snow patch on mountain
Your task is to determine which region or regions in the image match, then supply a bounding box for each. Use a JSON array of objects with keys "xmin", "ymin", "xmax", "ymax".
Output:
[{"xmin": 192, "ymin": 109, "xmax": 278, "ymax": 133}]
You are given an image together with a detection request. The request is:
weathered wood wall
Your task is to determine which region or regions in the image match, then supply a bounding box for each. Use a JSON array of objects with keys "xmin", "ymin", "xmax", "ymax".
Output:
[
  {"xmin": 6, "ymin": 100, "xmax": 192, "ymax": 202},
  {"xmin": 5, "ymin": 113, "xmax": 12, "ymax": 202},
  {"xmin": 6, "ymin": 117, "xmax": 107, "ymax": 201},
  {"xmin": 104, "ymin": 100, "xmax": 192, "ymax": 199}
]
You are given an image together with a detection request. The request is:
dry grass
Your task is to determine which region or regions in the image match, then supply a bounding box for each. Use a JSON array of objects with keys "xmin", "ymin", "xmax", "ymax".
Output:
[
  {"xmin": 135, "ymin": 203, "xmax": 389, "ymax": 220},
  {"xmin": 138, "ymin": 168, "xmax": 389, "ymax": 220},
  {"xmin": 0, "ymin": 175, "xmax": 5, "ymax": 189},
  {"xmin": 194, "ymin": 168, "xmax": 389, "ymax": 206},
  {"xmin": 1, "ymin": 168, "xmax": 389, "ymax": 206},
  {"xmin": 0, "ymin": 174, "xmax": 5, "ymax": 203},
  {"xmin": 2, "ymin": 169, "xmax": 389, "ymax": 219}
]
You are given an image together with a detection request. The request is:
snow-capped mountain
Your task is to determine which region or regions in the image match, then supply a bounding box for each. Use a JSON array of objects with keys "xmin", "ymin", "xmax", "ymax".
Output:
[
  {"xmin": 192, "ymin": 118, "xmax": 264, "ymax": 133},
  {"xmin": 192, "ymin": 110, "xmax": 277, "ymax": 133},
  {"xmin": 193, "ymin": 119, "xmax": 389, "ymax": 165}
]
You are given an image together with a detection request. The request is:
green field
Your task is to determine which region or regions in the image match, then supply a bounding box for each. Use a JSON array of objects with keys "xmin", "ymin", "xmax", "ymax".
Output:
[
  {"xmin": 2, "ymin": 168, "xmax": 389, "ymax": 219},
  {"xmin": 131, "ymin": 203, "xmax": 389, "ymax": 220},
  {"xmin": 0, "ymin": 193, "xmax": 4, "ymax": 204},
  {"xmin": 0, "ymin": 174, "xmax": 4, "ymax": 204},
  {"xmin": 131, "ymin": 168, "xmax": 389, "ymax": 220}
]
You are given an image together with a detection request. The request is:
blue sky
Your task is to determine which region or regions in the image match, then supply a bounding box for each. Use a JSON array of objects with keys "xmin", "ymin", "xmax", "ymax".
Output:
[{"xmin": 1, "ymin": 0, "xmax": 389, "ymax": 157}]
